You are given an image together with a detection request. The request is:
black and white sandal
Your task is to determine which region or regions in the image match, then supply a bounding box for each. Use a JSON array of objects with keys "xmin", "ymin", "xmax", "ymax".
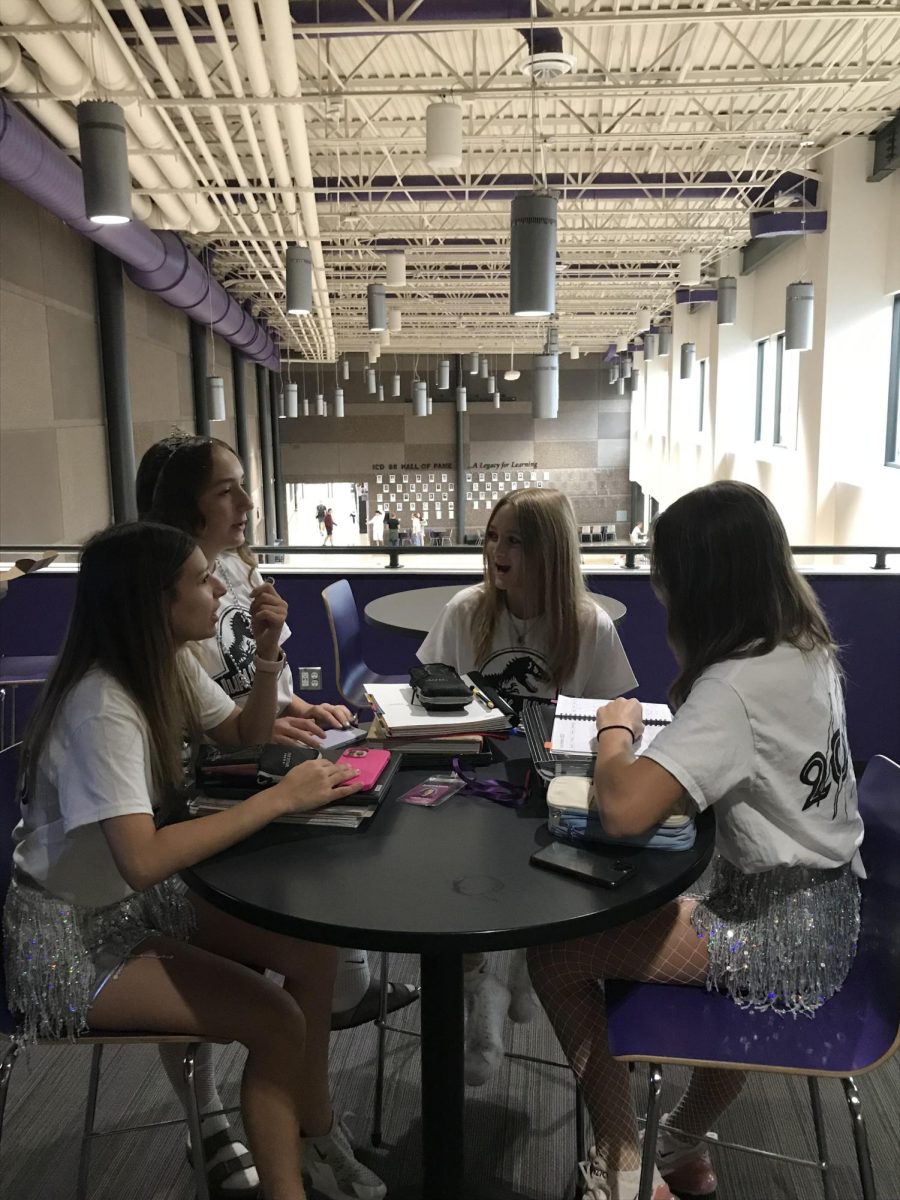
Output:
[
  {"xmin": 330, "ymin": 978, "xmax": 420, "ymax": 1030},
  {"xmin": 187, "ymin": 1126, "xmax": 260, "ymax": 1200}
]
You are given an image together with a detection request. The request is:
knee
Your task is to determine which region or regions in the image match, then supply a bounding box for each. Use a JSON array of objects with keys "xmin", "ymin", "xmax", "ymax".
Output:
[{"xmin": 239, "ymin": 980, "xmax": 307, "ymax": 1059}]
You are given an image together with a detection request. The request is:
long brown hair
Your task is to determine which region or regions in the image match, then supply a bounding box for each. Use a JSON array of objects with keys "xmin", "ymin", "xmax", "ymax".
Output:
[
  {"xmin": 19, "ymin": 523, "xmax": 202, "ymax": 822},
  {"xmin": 651, "ymin": 481, "xmax": 835, "ymax": 707},
  {"xmin": 472, "ymin": 488, "xmax": 588, "ymax": 688},
  {"xmin": 136, "ymin": 434, "xmax": 256, "ymax": 577}
]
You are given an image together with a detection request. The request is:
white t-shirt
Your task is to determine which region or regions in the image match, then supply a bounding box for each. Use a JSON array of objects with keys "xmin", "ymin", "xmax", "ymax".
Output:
[
  {"xmin": 191, "ymin": 552, "xmax": 293, "ymax": 713},
  {"xmin": 416, "ymin": 583, "xmax": 637, "ymax": 701},
  {"xmin": 643, "ymin": 644, "xmax": 864, "ymax": 875},
  {"xmin": 368, "ymin": 515, "xmax": 384, "ymax": 539},
  {"xmin": 12, "ymin": 656, "xmax": 235, "ymax": 908}
]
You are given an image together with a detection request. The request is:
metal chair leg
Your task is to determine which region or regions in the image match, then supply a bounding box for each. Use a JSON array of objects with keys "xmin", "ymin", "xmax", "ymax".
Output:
[
  {"xmin": 842, "ymin": 1076, "xmax": 878, "ymax": 1200},
  {"xmin": 76, "ymin": 1044, "xmax": 104, "ymax": 1200},
  {"xmin": 806, "ymin": 1076, "xmax": 836, "ymax": 1200},
  {"xmin": 371, "ymin": 951, "xmax": 389, "ymax": 1148},
  {"xmin": 184, "ymin": 1043, "xmax": 212, "ymax": 1200},
  {"xmin": 638, "ymin": 1065, "xmax": 664, "ymax": 1200},
  {"xmin": 0, "ymin": 1039, "xmax": 19, "ymax": 1148},
  {"xmin": 573, "ymin": 1078, "xmax": 587, "ymax": 1200}
]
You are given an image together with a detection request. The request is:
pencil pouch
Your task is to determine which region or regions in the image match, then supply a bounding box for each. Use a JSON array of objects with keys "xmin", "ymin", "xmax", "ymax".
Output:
[
  {"xmin": 409, "ymin": 663, "xmax": 471, "ymax": 711},
  {"xmin": 546, "ymin": 776, "xmax": 696, "ymax": 851}
]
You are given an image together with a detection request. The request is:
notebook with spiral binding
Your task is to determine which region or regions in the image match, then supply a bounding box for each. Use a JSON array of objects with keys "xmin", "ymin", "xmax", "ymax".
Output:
[{"xmin": 550, "ymin": 695, "xmax": 672, "ymax": 759}]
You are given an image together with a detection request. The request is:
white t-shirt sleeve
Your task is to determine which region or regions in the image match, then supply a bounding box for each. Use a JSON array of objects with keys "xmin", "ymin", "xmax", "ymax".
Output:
[
  {"xmin": 576, "ymin": 603, "xmax": 638, "ymax": 698},
  {"xmin": 181, "ymin": 651, "xmax": 238, "ymax": 731},
  {"xmin": 641, "ymin": 677, "xmax": 755, "ymax": 811},
  {"xmin": 416, "ymin": 590, "xmax": 474, "ymax": 672},
  {"xmin": 59, "ymin": 711, "xmax": 156, "ymax": 835}
]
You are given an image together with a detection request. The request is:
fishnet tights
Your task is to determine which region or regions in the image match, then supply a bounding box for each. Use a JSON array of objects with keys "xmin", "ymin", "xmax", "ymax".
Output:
[{"xmin": 527, "ymin": 898, "xmax": 746, "ymax": 1172}]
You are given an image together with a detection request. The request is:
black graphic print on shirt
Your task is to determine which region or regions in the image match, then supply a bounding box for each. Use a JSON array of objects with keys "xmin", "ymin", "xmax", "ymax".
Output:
[
  {"xmin": 213, "ymin": 602, "xmax": 256, "ymax": 699},
  {"xmin": 479, "ymin": 644, "xmax": 553, "ymax": 698},
  {"xmin": 798, "ymin": 685, "xmax": 851, "ymax": 820}
]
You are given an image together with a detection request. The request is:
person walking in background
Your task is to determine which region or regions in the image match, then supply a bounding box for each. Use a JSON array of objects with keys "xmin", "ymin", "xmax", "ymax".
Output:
[
  {"xmin": 322, "ymin": 508, "xmax": 336, "ymax": 547},
  {"xmin": 316, "ymin": 502, "xmax": 326, "ymax": 536},
  {"xmin": 411, "ymin": 512, "xmax": 423, "ymax": 547},
  {"xmin": 368, "ymin": 509, "xmax": 384, "ymax": 546},
  {"xmin": 384, "ymin": 512, "xmax": 401, "ymax": 548}
]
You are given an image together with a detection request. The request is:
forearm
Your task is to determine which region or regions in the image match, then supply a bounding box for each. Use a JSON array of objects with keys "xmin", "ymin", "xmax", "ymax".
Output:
[
  {"xmin": 593, "ymin": 729, "xmax": 639, "ymax": 833},
  {"xmin": 287, "ymin": 693, "xmax": 314, "ymax": 718},
  {"xmin": 236, "ymin": 660, "xmax": 281, "ymax": 743}
]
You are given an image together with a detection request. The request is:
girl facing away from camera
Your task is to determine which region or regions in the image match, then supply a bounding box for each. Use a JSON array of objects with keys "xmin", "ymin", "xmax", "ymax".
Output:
[
  {"xmin": 2, "ymin": 522, "xmax": 388, "ymax": 1200},
  {"xmin": 528, "ymin": 481, "xmax": 864, "ymax": 1200},
  {"xmin": 417, "ymin": 487, "xmax": 638, "ymax": 1088}
]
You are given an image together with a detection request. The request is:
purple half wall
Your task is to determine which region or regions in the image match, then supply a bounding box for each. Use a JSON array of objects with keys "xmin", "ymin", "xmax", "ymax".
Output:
[{"xmin": 1, "ymin": 570, "xmax": 897, "ymax": 763}]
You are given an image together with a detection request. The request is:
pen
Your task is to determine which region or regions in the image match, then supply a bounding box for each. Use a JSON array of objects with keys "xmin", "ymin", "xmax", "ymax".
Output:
[{"xmin": 470, "ymin": 684, "xmax": 495, "ymax": 710}]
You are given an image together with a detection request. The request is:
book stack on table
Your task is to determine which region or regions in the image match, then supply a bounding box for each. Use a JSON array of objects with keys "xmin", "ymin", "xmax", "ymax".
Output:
[{"xmin": 363, "ymin": 680, "xmax": 511, "ymax": 763}]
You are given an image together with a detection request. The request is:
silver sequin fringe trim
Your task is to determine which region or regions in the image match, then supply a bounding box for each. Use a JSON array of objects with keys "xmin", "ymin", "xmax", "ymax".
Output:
[
  {"xmin": 3, "ymin": 875, "xmax": 195, "ymax": 1044},
  {"xmin": 692, "ymin": 857, "xmax": 859, "ymax": 1017}
]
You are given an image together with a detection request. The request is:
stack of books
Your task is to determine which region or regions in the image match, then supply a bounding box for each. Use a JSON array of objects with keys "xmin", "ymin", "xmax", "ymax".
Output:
[
  {"xmin": 365, "ymin": 714, "xmax": 486, "ymax": 757},
  {"xmin": 364, "ymin": 681, "xmax": 511, "ymax": 739}
]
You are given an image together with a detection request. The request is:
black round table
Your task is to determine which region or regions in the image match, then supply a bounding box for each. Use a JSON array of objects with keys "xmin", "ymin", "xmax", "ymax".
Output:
[{"xmin": 183, "ymin": 742, "xmax": 713, "ymax": 1200}]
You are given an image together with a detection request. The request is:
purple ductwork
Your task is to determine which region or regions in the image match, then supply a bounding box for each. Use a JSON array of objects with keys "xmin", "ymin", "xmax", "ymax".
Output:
[
  {"xmin": 675, "ymin": 286, "xmax": 718, "ymax": 304},
  {"xmin": 749, "ymin": 209, "xmax": 828, "ymax": 239},
  {"xmin": 0, "ymin": 93, "xmax": 279, "ymax": 370}
]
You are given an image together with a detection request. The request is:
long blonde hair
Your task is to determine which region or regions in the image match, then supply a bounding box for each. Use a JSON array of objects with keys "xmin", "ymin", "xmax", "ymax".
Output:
[
  {"xmin": 18, "ymin": 523, "xmax": 202, "ymax": 824},
  {"xmin": 472, "ymin": 488, "xmax": 588, "ymax": 688}
]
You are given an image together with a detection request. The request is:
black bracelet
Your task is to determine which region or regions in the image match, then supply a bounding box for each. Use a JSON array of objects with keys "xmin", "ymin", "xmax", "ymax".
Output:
[{"xmin": 596, "ymin": 724, "xmax": 639, "ymax": 744}]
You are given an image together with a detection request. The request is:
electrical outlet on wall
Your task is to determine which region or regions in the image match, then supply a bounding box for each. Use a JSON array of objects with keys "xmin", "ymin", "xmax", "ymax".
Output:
[{"xmin": 298, "ymin": 667, "xmax": 323, "ymax": 690}]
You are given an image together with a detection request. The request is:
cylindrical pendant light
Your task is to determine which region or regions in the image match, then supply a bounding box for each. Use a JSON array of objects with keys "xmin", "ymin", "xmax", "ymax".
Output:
[
  {"xmin": 315, "ymin": 393, "xmax": 325, "ymax": 416},
  {"xmin": 532, "ymin": 353, "xmax": 559, "ymax": 419},
  {"xmin": 678, "ymin": 252, "xmax": 702, "ymax": 286},
  {"xmin": 377, "ymin": 329, "xmax": 389, "ymax": 348},
  {"xmin": 629, "ymin": 370, "xmax": 640, "ymax": 394},
  {"xmin": 636, "ymin": 307, "xmax": 652, "ymax": 332},
  {"xmin": 657, "ymin": 325, "xmax": 672, "ymax": 357},
  {"xmin": 437, "ymin": 359, "xmax": 450, "ymax": 390},
  {"xmin": 277, "ymin": 389, "xmax": 286, "ymax": 419},
  {"xmin": 456, "ymin": 385, "xmax": 467, "ymax": 412},
  {"xmin": 413, "ymin": 380, "xmax": 428, "ymax": 417},
  {"xmin": 487, "ymin": 374, "xmax": 496, "ymax": 392},
  {"xmin": 616, "ymin": 376, "xmax": 625, "ymax": 395},
  {"xmin": 284, "ymin": 382, "xmax": 299, "ymax": 418},
  {"xmin": 479, "ymin": 356, "xmax": 489, "ymax": 379},
  {"xmin": 366, "ymin": 367, "xmax": 377, "ymax": 394},
  {"xmin": 384, "ymin": 251, "xmax": 407, "ymax": 288},
  {"xmin": 643, "ymin": 332, "xmax": 658, "ymax": 361},
  {"xmin": 367, "ymin": 282, "xmax": 387, "ymax": 332},
  {"xmin": 680, "ymin": 341, "xmax": 696, "ymax": 380},
  {"xmin": 388, "ymin": 308, "xmax": 402, "ymax": 333},
  {"xmin": 333, "ymin": 387, "xmax": 345, "ymax": 418},
  {"xmin": 323, "ymin": 401, "xmax": 329, "ymax": 417},
  {"xmin": 620, "ymin": 353, "xmax": 632, "ymax": 380},
  {"xmin": 426, "ymin": 101, "xmax": 463, "ymax": 172},
  {"xmin": 510, "ymin": 192, "xmax": 557, "ymax": 317},
  {"xmin": 368, "ymin": 347, "xmax": 379, "ymax": 365},
  {"xmin": 616, "ymin": 335, "xmax": 629, "ymax": 353},
  {"xmin": 570, "ymin": 345, "xmax": 580, "ymax": 360},
  {"xmin": 341, "ymin": 357, "xmax": 349, "ymax": 381},
  {"xmin": 77, "ymin": 101, "xmax": 132, "ymax": 225},
  {"xmin": 466, "ymin": 352, "xmax": 479, "ymax": 375},
  {"xmin": 493, "ymin": 392, "xmax": 501, "ymax": 409},
  {"xmin": 608, "ymin": 361, "xmax": 619, "ymax": 384},
  {"xmin": 785, "ymin": 282, "xmax": 814, "ymax": 351},
  {"xmin": 285, "ymin": 244, "xmax": 313, "ymax": 315},
  {"xmin": 427, "ymin": 396, "xmax": 433, "ymax": 415},
  {"xmin": 302, "ymin": 395, "xmax": 309, "ymax": 416},
  {"xmin": 717, "ymin": 276, "xmax": 737, "ymax": 326},
  {"xmin": 377, "ymin": 384, "xmax": 384, "ymax": 402},
  {"xmin": 206, "ymin": 376, "xmax": 226, "ymax": 422},
  {"xmin": 392, "ymin": 373, "xmax": 401, "ymax": 397}
]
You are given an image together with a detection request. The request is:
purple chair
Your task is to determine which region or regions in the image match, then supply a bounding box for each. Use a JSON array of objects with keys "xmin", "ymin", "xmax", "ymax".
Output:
[
  {"xmin": 321, "ymin": 579, "xmax": 407, "ymax": 709},
  {"xmin": 0, "ymin": 655, "xmax": 56, "ymax": 750},
  {"xmin": 605, "ymin": 755, "xmax": 900, "ymax": 1200}
]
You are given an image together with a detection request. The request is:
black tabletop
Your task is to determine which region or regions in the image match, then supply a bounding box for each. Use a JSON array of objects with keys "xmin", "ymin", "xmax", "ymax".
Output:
[{"xmin": 184, "ymin": 743, "xmax": 714, "ymax": 954}]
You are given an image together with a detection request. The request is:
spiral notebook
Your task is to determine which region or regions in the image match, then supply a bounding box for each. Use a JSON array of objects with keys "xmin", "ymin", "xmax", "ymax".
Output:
[{"xmin": 550, "ymin": 695, "xmax": 672, "ymax": 760}]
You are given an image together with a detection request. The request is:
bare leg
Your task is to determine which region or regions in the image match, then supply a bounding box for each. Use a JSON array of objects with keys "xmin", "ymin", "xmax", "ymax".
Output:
[
  {"xmin": 87, "ymin": 937, "xmax": 307, "ymax": 1200},
  {"xmin": 189, "ymin": 894, "xmax": 336, "ymax": 1137}
]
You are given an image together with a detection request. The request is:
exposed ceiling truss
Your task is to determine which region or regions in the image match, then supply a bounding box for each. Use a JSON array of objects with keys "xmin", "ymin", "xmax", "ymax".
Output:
[{"xmin": 1, "ymin": 0, "xmax": 899, "ymax": 360}]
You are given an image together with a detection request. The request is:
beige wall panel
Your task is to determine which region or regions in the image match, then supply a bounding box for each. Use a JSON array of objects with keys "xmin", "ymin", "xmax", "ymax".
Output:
[
  {"xmin": 129, "ymin": 336, "xmax": 183, "ymax": 424},
  {"xmin": 0, "ymin": 428, "xmax": 63, "ymax": 543},
  {"xmin": 596, "ymin": 440, "xmax": 631, "ymax": 468},
  {"xmin": 47, "ymin": 307, "xmax": 103, "ymax": 422},
  {"xmin": 281, "ymin": 442, "xmax": 341, "ymax": 475},
  {"xmin": 0, "ymin": 183, "xmax": 44, "ymax": 294},
  {"xmin": 538, "ymin": 441, "xmax": 600, "ymax": 469},
  {"xmin": 468, "ymin": 440, "xmax": 534, "ymax": 465},
  {"xmin": 598, "ymin": 411, "xmax": 631, "ymax": 439},
  {"xmin": 535, "ymin": 406, "xmax": 600, "ymax": 442},
  {"xmin": 338, "ymin": 442, "xmax": 404, "ymax": 474},
  {"xmin": 283, "ymin": 416, "xmax": 405, "ymax": 445},
  {"xmin": 38, "ymin": 209, "xmax": 95, "ymax": 314},
  {"xmin": 0, "ymin": 291, "xmax": 54, "ymax": 429},
  {"xmin": 468, "ymin": 412, "xmax": 534, "ymax": 441},
  {"xmin": 146, "ymin": 293, "xmax": 188, "ymax": 351},
  {"xmin": 404, "ymin": 409, "xmax": 455, "ymax": 443},
  {"xmin": 57, "ymin": 424, "xmax": 111, "ymax": 540}
]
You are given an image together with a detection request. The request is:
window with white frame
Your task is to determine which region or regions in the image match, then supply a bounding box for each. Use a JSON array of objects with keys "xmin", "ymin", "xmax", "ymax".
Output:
[
  {"xmin": 697, "ymin": 358, "xmax": 708, "ymax": 433},
  {"xmin": 755, "ymin": 333, "xmax": 799, "ymax": 448},
  {"xmin": 886, "ymin": 294, "xmax": 900, "ymax": 468}
]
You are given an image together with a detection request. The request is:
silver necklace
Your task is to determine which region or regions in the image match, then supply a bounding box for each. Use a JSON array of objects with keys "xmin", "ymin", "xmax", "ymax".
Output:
[{"xmin": 507, "ymin": 607, "xmax": 535, "ymax": 646}]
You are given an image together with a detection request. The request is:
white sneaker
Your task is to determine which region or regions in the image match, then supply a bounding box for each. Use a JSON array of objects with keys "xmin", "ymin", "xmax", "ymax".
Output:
[
  {"xmin": 464, "ymin": 972, "xmax": 510, "ymax": 1086},
  {"xmin": 303, "ymin": 1117, "xmax": 387, "ymax": 1200},
  {"xmin": 579, "ymin": 1146, "xmax": 673, "ymax": 1200}
]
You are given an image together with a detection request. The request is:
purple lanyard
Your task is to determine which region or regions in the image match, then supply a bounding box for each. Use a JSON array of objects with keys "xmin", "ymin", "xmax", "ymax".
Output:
[{"xmin": 451, "ymin": 758, "xmax": 530, "ymax": 808}]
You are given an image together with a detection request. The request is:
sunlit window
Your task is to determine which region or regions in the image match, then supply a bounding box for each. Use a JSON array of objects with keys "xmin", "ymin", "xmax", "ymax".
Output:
[{"xmin": 886, "ymin": 294, "xmax": 900, "ymax": 467}]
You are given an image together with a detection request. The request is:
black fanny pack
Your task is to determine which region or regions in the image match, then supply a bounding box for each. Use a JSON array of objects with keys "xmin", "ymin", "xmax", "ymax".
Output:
[
  {"xmin": 196, "ymin": 744, "xmax": 319, "ymax": 800},
  {"xmin": 409, "ymin": 662, "xmax": 472, "ymax": 712}
]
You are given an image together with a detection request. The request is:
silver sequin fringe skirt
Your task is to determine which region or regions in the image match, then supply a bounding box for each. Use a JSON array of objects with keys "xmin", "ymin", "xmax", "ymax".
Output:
[
  {"xmin": 3, "ymin": 874, "xmax": 195, "ymax": 1043},
  {"xmin": 692, "ymin": 857, "xmax": 860, "ymax": 1017}
]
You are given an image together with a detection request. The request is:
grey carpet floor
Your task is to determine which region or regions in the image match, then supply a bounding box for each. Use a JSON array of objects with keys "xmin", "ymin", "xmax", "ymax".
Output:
[{"xmin": 2, "ymin": 954, "xmax": 898, "ymax": 1200}]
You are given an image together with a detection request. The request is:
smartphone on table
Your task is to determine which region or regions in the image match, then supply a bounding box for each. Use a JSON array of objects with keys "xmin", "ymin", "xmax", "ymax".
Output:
[
  {"xmin": 530, "ymin": 841, "xmax": 636, "ymax": 889},
  {"xmin": 335, "ymin": 747, "xmax": 392, "ymax": 791}
]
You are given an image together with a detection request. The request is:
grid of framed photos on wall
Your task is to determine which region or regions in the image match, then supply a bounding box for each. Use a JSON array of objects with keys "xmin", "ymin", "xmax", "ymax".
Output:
[{"xmin": 372, "ymin": 469, "xmax": 553, "ymax": 528}]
